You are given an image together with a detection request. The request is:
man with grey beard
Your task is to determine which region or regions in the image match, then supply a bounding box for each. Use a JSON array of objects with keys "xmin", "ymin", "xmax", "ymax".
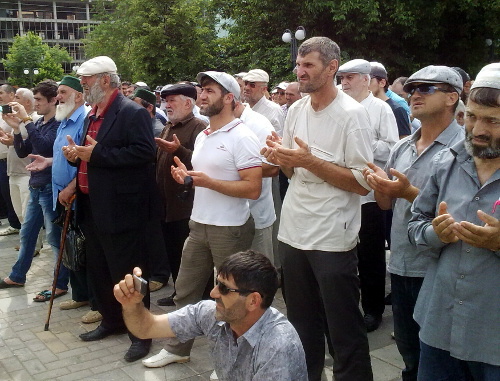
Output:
[
  {"xmin": 408, "ymin": 63, "xmax": 499, "ymax": 380},
  {"xmin": 62, "ymin": 56, "xmax": 161, "ymax": 363},
  {"xmin": 25, "ymin": 76, "xmax": 97, "ymax": 322}
]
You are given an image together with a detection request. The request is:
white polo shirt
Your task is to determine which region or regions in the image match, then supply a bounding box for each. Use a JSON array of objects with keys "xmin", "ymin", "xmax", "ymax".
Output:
[
  {"xmin": 279, "ymin": 91, "xmax": 373, "ymax": 252},
  {"xmin": 239, "ymin": 105, "xmax": 277, "ymax": 229},
  {"xmin": 191, "ymin": 118, "xmax": 261, "ymax": 227}
]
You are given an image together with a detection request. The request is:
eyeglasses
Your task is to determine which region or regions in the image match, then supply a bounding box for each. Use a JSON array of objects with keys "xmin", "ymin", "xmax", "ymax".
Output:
[
  {"xmin": 216, "ymin": 279, "xmax": 257, "ymax": 296},
  {"xmin": 408, "ymin": 84, "xmax": 453, "ymax": 97},
  {"xmin": 244, "ymin": 81, "xmax": 257, "ymax": 88}
]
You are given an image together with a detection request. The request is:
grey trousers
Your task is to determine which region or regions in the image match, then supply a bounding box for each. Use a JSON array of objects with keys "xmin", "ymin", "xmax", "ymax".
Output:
[{"xmin": 164, "ymin": 217, "xmax": 255, "ymax": 356}]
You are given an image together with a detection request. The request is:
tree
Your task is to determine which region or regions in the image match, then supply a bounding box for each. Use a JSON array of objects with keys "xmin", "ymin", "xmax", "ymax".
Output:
[
  {"xmin": 2, "ymin": 31, "xmax": 72, "ymax": 87},
  {"xmin": 84, "ymin": 0, "xmax": 219, "ymax": 86},
  {"xmin": 215, "ymin": 0, "xmax": 499, "ymax": 83}
]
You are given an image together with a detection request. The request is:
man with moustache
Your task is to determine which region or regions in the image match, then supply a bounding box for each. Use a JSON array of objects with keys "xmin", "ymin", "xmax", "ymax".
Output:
[
  {"xmin": 408, "ymin": 63, "xmax": 499, "ymax": 380},
  {"xmin": 263, "ymin": 37, "xmax": 374, "ymax": 381},
  {"xmin": 152, "ymin": 83, "xmax": 207, "ymax": 304},
  {"xmin": 0, "ymin": 81, "xmax": 69, "ymax": 298},
  {"xmin": 115, "ymin": 250, "xmax": 307, "ymax": 381},
  {"xmin": 61, "ymin": 56, "xmax": 160, "ymax": 362},
  {"xmin": 143, "ymin": 71, "xmax": 261, "ymax": 369},
  {"xmin": 364, "ymin": 66, "xmax": 464, "ymax": 381}
]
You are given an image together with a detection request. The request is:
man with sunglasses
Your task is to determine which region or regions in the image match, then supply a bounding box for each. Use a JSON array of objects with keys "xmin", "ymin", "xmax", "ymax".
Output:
[
  {"xmin": 363, "ymin": 65, "xmax": 464, "ymax": 381},
  {"xmin": 408, "ymin": 62, "xmax": 500, "ymax": 381},
  {"xmin": 115, "ymin": 250, "xmax": 307, "ymax": 380},
  {"xmin": 242, "ymin": 69, "xmax": 285, "ymax": 136}
]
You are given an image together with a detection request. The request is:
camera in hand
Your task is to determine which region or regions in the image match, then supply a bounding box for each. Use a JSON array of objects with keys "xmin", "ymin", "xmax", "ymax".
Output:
[
  {"xmin": 133, "ymin": 274, "xmax": 148, "ymax": 296},
  {"xmin": 1, "ymin": 105, "xmax": 12, "ymax": 114}
]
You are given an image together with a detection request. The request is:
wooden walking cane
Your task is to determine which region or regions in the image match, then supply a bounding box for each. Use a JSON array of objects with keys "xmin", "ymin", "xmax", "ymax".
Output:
[{"xmin": 44, "ymin": 194, "xmax": 76, "ymax": 331}]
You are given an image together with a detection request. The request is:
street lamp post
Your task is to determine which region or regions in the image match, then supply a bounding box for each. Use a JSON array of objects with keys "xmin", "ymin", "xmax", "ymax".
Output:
[
  {"xmin": 23, "ymin": 68, "xmax": 39, "ymax": 88},
  {"xmin": 282, "ymin": 26, "xmax": 306, "ymax": 70}
]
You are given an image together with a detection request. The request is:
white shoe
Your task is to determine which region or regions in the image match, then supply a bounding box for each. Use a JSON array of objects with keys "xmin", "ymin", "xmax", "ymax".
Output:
[
  {"xmin": 0, "ymin": 226, "xmax": 20, "ymax": 236},
  {"xmin": 210, "ymin": 370, "xmax": 218, "ymax": 380},
  {"xmin": 142, "ymin": 349, "xmax": 190, "ymax": 368}
]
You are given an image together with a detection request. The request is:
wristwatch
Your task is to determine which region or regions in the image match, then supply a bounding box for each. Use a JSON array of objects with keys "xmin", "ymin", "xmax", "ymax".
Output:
[{"xmin": 21, "ymin": 116, "xmax": 33, "ymax": 123}]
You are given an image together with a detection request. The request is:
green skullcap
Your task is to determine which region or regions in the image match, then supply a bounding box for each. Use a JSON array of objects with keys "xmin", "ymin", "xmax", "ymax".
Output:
[
  {"xmin": 59, "ymin": 75, "xmax": 83, "ymax": 93},
  {"xmin": 134, "ymin": 88, "xmax": 156, "ymax": 105}
]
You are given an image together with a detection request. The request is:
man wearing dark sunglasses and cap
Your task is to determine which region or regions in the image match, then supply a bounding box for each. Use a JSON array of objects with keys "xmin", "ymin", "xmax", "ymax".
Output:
[
  {"xmin": 363, "ymin": 65, "xmax": 464, "ymax": 381},
  {"xmin": 114, "ymin": 250, "xmax": 307, "ymax": 381}
]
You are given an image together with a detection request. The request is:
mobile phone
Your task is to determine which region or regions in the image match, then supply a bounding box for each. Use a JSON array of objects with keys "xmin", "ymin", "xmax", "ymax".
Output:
[
  {"xmin": 133, "ymin": 274, "xmax": 148, "ymax": 296},
  {"xmin": 1, "ymin": 105, "xmax": 12, "ymax": 114}
]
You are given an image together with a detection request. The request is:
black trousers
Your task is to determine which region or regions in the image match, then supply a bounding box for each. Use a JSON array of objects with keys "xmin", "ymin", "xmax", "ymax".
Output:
[
  {"xmin": 280, "ymin": 242, "xmax": 373, "ymax": 381},
  {"xmin": 357, "ymin": 202, "xmax": 387, "ymax": 317},
  {"xmin": 161, "ymin": 218, "xmax": 190, "ymax": 284},
  {"xmin": 79, "ymin": 194, "xmax": 151, "ymax": 338}
]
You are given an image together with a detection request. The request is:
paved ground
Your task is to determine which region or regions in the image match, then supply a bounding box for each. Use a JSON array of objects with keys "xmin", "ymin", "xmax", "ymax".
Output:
[{"xmin": 0, "ymin": 220, "xmax": 404, "ymax": 380}]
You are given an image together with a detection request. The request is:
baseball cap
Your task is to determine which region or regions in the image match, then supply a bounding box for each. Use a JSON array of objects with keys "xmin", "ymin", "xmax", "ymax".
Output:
[
  {"xmin": 403, "ymin": 65, "xmax": 463, "ymax": 94},
  {"xmin": 370, "ymin": 62, "xmax": 388, "ymax": 79},
  {"xmin": 77, "ymin": 56, "xmax": 117, "ymax": 76},
  {"xmin": 196, "ymin": 71, "xmax": 240, "ymax": 100}
]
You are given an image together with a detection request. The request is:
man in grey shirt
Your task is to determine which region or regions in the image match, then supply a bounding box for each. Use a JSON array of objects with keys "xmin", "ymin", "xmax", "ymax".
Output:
[
  {"xmin": 363, "ymin": 65, "xmax": 464, "ymax": 381},
  {"xmin": 408, "ymin": 63, "xmax": 499, "ymax": 380},
  {"xmin": 114, "ymin": 250, "xmax": 307, "ymax": 381}
]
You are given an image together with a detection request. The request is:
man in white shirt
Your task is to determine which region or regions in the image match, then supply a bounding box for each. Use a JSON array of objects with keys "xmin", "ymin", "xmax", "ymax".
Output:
[
  {"xmin": 142, "ymin": 71, "xmax": 262, "ymax": 369},
  {"xmin": 337, "ymin": 59, "xmax": 399, "ymax": 332},
  {"xmin": 263, "ymin": 37, "xmax": 374, "ymax": 381}
]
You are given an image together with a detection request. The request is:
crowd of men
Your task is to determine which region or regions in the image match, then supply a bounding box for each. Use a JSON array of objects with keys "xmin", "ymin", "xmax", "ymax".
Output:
[{"xmin": 0, "ymin": 35, "xmax": 498, "ymax": 381}]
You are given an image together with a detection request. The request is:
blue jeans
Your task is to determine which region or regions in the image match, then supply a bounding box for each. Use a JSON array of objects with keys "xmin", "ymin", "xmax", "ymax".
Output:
[
  {"xmin": 391, "ymin": 273, "xmax": 424, "ymax": 381},
  {"xmin": 418, "ymin": 341, "xmax": 500, "ymax": 381},
  {"xmin": 9, "ymin": 183, "xmax": 69, "ymax": 290}
]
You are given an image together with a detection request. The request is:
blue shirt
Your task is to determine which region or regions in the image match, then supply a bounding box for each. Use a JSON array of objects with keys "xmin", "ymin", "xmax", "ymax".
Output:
[
  {"xmin": 386, "ymin": 89, "xmax": 410, "ymax": 116},
  {"xmin": 408, "ymin": 140, "xmax": 500, "ymax": 365},
  {"xmin": 385, "ymin": 121, "xmax": 463, "ymax": 277},
  {"xmin": 169, "ymin": 301, "xmax": 308, "ymax": 381},
  {"xmin": 51, "ymin": 105, "xmax": 86, "ymax": 209},
  {"xmin": 14, "ymin": 116, "xmax": 59, "ymax": 188}
]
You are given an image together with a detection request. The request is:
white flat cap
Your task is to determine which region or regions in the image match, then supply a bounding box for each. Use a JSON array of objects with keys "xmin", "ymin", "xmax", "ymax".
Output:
[
  {"xmin": 243, "ymin": 69, "xmax": 270, "ymax": 83},
  {"xmin": 77, "ymin": 56, "xmax": 117, "ymax": 76}
]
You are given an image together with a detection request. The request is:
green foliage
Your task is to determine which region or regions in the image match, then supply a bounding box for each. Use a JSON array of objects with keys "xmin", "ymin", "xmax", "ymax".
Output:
[
  {"xmin": 84, "ymin": 0, "xmax": 219, "ymax": 87},
  {"xmin": 216, "ymin": 0, "xmax": 499, "ymax": 83},
  {"xmin": 2, "ymin": 31, "xmax": 72, "ymax": 87}
]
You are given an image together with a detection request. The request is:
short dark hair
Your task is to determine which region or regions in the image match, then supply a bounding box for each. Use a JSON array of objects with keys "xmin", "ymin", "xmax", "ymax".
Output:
[
  {"xmin": 33, "ymin": 80, "xmax": 58, "ymax": 102},
  {"xmin": 468, "ymin": 87, "xmax": 500, "ymax": 107},
  {"xmin": 373, "ymin": 77, "xmax": 389, "ymax": 92},
  {"xmin": 393, "ymin": 76, "xmax": 408, "ymax": 86},
  {"xmin": 218, "ymin": 250, "xmax": 279, "ymax": 309},
  {"xmin": 298, "ymin": 36, "xmax": 341, "ymax": 68}
]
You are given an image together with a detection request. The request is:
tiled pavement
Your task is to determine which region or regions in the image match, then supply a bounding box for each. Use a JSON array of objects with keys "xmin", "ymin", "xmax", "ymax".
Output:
[{"xmin": 0, "ymin": 220, "xmax": 404, "ymax": 380}]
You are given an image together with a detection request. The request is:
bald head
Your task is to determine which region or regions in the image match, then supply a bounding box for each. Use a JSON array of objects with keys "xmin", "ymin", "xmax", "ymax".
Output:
[{"xmin": 285, "ymin": 82, "xmax": 302, "ymax": 107}]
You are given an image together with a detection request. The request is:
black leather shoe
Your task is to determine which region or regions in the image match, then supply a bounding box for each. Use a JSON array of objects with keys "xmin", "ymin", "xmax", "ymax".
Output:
[
  {"xmin": 157, "ymin": 293, "xmax": 176, "ymax": 306},
  {"xmin": 79, "ymin": 325, "xmax": 127, "ymax": 341},
  {"xmin": 124, "ymin": 340, "xmax": 151, "ymax": 362},
  {"xmin": 364, "ymin": 314, "xmax": 382, "ymax": 332}
]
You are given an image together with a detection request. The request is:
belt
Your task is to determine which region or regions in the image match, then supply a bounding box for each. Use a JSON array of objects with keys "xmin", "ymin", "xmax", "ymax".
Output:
[{"xmin": 0, "ymin": 158, "xmax": 7, "ymax": 162}]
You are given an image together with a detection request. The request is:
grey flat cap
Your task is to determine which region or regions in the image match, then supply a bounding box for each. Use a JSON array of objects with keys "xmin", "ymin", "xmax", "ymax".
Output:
[
  {"xmin": 337, "ymin": 59, "xmax": 371, "ymax": 75},
  {"xmin": 403, "ymin": 65, "xmax": 463, "ymax": 94}
]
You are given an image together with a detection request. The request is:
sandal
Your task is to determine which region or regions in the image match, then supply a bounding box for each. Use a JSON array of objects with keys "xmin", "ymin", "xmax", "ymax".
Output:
[{"xmin": 33, "ymin": 289, "xmax": 68, "ymax": 302}]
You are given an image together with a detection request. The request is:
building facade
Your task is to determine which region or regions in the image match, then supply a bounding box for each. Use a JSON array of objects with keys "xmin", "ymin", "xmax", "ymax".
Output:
[{"xmin": 0, "ymin": 0, "xmax": 99, "ymax": 82}]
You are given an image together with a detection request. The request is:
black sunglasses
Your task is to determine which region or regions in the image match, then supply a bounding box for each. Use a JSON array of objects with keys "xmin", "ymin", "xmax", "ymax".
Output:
[
  {"xmin": 216, "ymin": 279, "xmax": 257, "ymax": 296},
  {"xmin": 244, "ymin": 81, "xmax": 258, "ymax": 88},
  {"xmin": 408, "ymin": 84, "xmax": 453, "ymax": 97}
]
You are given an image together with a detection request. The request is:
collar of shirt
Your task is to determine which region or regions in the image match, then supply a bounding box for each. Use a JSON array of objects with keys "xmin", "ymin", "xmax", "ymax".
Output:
[
  {"xmin": 203, "ymin": 118, "xmax": 242, "ymax": 135},
  {"xmin": 410, "ymin": 119, "xmax": 462, "ymax": 148},
  {"xmin": 89, "ymin": 89, "xmax": 119, "ymax": 120},
  {"xmin": 61, "ymin": 104, "xmax": 86, "ymax": 127},
  {"xmin": 216, "ymin": 307, "xmax": 274, "ymax": 348}
]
